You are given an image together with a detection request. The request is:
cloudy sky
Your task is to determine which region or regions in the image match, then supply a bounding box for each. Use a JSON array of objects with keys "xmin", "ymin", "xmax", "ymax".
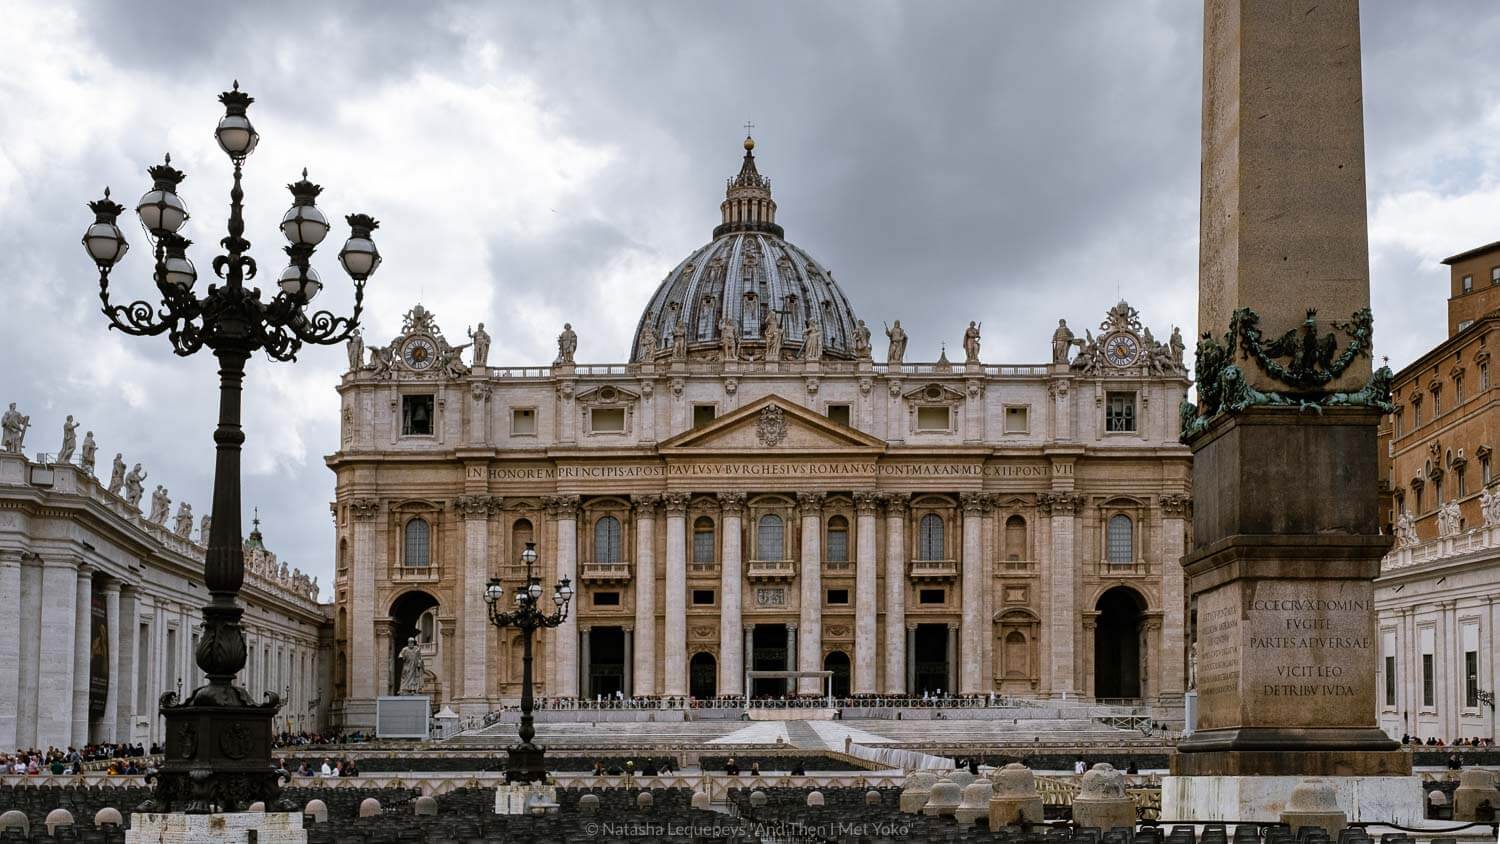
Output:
[{"xmin": 3, "ymin": 1, "xmax": 1497, "ymax": 597}]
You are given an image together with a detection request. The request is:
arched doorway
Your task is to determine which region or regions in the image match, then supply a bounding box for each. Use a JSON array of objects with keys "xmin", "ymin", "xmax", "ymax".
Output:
[
  {"xmin": 690, "ymin": 652, "xmax": 717, "ymax": 699},
  {"xmin": 823, "ymin": 651, "xmax": 850, "ymax": 698},
  {"xmin": 1094, "ymin": 586, "xmax": 1145, "ymax": 699},
  {"xmin": 388, "ymin": 590, "xmax": 439, "ymax": 697}
]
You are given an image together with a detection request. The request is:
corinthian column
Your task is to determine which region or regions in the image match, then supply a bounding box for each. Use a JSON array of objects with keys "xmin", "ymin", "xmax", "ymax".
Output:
[
  {"xmin": 101, "ymin": 580, "xmax": 121, "ymax": 743},
  {"xmin": 663, "ymin": 493, "xmax": 689, "ymax": 696},
  {"xmin": 718, "ymin": 493, "xmax": 746, "ymax": 696},
  {"xmin": 797, "ymin": 492, "xmax": 824, "ymax": 694},
  {"xmin": 1158, "ymin": 494, "xmax": 1189, "ymax": 701},
  {"xmin": 37, "ymin": 554, "xmax": 79, "ymax": 750},
  {"xmin": 0, "ymin": 552, "xmax": 20, "ymax": 749},
  {"xmin": 73, "ymin": 565, "xmax": 92, "ymax": 746},
  {"xmin": 550, "ymin": 495, "xmax": 580, "ymax": 698},
  {"xmin": 458, "ymin": 494, "xmax": 500, "ymax": 712},
  {"xmin": 959, "ymin": 494, "xmax": 985, "ymax": 694},
  {"xmin": 348, "ymin": 498, "xmax": 381, "ymax": 702},
  {"xmin": 883, "ymin": 494, "xmax": 909, "ymax": 694},
  {"xmin": 853, "ymin": 492, "xmax": 879, "ymax": 694},
  {"xmin": 1043, "ymin": 493, "xmax": 1080, "ymax": 694},
  {"xmin": 631, "ymin": 495, "xmax": 659, "ymax": 697}
]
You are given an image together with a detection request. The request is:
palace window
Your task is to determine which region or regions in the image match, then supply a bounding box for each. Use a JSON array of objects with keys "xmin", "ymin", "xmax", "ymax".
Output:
[
  {"xmin": 1463, "ymin": 274, "xmax": 1474, "ymax": 293},
  {"xmin": 1106, "ymin": 514, "xmax": 1133, "ymax": 563},
  {"xmin": 1465, "ymin": 624, "xmax": 1480, "ymax": 708},
  {"xmin": 1484, "ymin": 364, "xmax": 1491, "ymax": 390},
  {"xmin": 826, "ymin": 588, "xmax": 850, "ymax": 605},
  {"xmin": 1492, "ymin": 266, "xmax": 1500, "ymax": 285},
  {"xmin": 1105, "ymin": 392, "xmax": 1137, "ymax": 433},
  {"xmin": 1458, "ymin": 465, "xmax": 1467, "ymax": 498},
  {"xmin": 1433, "ymin": 389, "xmax": 1441, "ymax": 416},
  {"xmin": 916, "ymin": 406, "xmax": 951, "ymax": 431},
  {"xmin": 594, "ymin": 516, "xmax": 622, "ymax": 563},
  {"xmin": 692, "ymin": 404, "xmax": 717, "ymax": 429},
  {"xmin": 1005, "ymin": 406, "xmax": 1029, "ymax": 434},
  {"xmin": 1457, "ymin": 379, "xmax": 1465, "ymax": 403},
  {"xmin": 401, "ymin": 394, "xmax": 434, "ymax": 436},
  {"xmin": 593, "ymin": 591, "xmax": 621, "ymax": 606},
  {"xmin": 827, "ymin": 515, "xmax": 849, "ymax": 563},
  {"xmin": 590, "ymin": 407, "xmax": 626, "ymax": 433},
  {"xmin": 917, "ymin": 513, "xmax": 945, "ymax": 561},
  {"xmin": 1484, "ymin": 456, "xmax": 1493, "ymax": 485},
  {"xmin": 511, "ymin": 407, "xmax": 537, "ymax": 436},
  {"xmin": 403, "ymin": 518, "xmax": 430, "ymax": 567},
  {"xmin": 692, "ymin": 517, "xmax": 715, "ymax": 564},
  {"xmin": 692, "ymin": 589, "xmax": 716, "ymax": 606},
  {"xmin": 338, "ymin": 538, "xmax": 348, "ymax": 575},
  {"xmin": 918, "ymin": 588, "xmax": 946, "ymax": 605},
  {"xmin": 826, "ymin": 404, "xmax": 851, "ymax": 427},
  {"xmin": 756, "ymin": 514, "xmax": 784, "ymax": 560},
  {"xmin": 1421, "ymin": 626, "xmax": 1436, "ymax": 707}
]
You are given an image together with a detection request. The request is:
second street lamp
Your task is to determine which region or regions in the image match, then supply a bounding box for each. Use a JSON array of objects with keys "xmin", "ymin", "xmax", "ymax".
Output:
[{"xmin": 483, "ymin": 542, "xmax": 573, "ymax": 784}]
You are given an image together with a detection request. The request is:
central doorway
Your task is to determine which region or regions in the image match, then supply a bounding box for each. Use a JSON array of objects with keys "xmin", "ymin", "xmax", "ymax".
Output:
[
  {"xmin": 914, "ymin": 624, "xmax": 950, "ymax": 695},
  {"xmin": 750, "ymin": 624, "xmax": 789, "ymax": 697},
  {"xmin": 1094, "ymin": 586, "xmax": 1145, "ymax": 699},
  {"xmin": 823, "ymin": 651, "xmax": 850, "ymax": 698},
  {"xmin": 690, "ymin": 652, "xmax": 717, "ymax": 699},
  {"xmin": 587, "ymin": 627, "xmax": 625, "ymax": 699}
]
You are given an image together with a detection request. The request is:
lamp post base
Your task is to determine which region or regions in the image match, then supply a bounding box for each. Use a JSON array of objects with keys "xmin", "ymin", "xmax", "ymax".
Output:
[
  {"xmin": 505, "ymin": 741, "xmax": 549, "ymax": 784},
  {"xmin": 142, "ymin": 702, "xmax": 291, "ymax": 814}
]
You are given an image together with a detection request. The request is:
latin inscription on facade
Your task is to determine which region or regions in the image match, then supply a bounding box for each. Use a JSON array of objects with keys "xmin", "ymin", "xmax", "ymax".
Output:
[{"xmin": 468, "ymin": 462, "xmax": 1057, "ymax": 481}]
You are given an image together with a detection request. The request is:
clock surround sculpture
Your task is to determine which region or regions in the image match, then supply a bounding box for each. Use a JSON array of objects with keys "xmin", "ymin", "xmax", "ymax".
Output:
[{"xmin": 80, "ymin": 82, "xmax": 381, "ymax": 813}]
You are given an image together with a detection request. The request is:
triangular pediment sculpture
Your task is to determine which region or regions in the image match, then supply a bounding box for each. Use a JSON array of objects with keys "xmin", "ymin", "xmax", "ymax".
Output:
[{"xmin": 658, "ymin": 395, "xmax": 886, "ymax": 453}]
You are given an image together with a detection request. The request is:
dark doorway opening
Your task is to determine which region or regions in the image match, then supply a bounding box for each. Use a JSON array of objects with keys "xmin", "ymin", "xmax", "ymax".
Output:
[
  {"xmin": 914, "ymin": 624, "xmax": 949, "ymax": 695},
  {"xmin": 823, "ymin": 651, "xmax": 850, "ymax": 698},
  {"xmin": 588, "ymin": 627, "xmax": 625, "ymax": 699},
  {"xmin": 388, "ymin": 591, "xmax": 439, "ymax": 697},
  {"xmin": 1095, "ymin": 586, "xmax": 1145, "ymax": 699},
  {"xmin": 751, "ymin": 624, "xmax": 788, "ymax": 697},
  {"xmin": 690, "ymin": 652, "xmax": 717, "ymax": 699}
]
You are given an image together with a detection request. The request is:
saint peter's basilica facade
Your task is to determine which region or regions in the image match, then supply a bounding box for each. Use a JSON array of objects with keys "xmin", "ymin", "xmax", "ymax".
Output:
[{"xmin": 326, "ymin": 139, "xmax": 1193, "ymax": 729}]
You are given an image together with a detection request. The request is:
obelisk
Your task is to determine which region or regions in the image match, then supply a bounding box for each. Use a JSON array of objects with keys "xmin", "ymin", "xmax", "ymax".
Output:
[{"xmin": 1165, "ymin": 0, "xmax": 1418, "ymax": 824}]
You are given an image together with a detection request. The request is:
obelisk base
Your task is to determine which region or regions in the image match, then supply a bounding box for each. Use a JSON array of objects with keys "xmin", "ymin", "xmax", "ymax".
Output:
[
  {"xmin": 1161, "ymin": 776, "xmax": 1423, "ymax": 826},
  {"xmin": 126, "ymin": 813, "xmax": 306, "ymax": 843}
]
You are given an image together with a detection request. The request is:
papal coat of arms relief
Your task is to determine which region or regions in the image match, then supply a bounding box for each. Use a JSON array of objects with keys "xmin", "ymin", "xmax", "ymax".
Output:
[{"xmin": 756, "ymin": 405, "xmax": 787, "ymax": 447}]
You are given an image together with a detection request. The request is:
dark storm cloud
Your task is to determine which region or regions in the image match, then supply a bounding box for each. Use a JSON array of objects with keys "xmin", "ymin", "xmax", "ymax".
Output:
[{"xmin": 3, "ymin": 0, "xmax": 1497, "ymax": 591}]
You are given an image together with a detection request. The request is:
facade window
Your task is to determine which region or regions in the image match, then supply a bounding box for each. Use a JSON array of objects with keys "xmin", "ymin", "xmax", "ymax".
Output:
[
  {"xmin": 756, "ymin": 514, "xmax": 784, "ymax": 560},
  {"xmin": 1106, "ymin": 514, "xmax": 1134, "ymax": 563},
  {"xmin": 1384, "ymin": 654, "xmax": 1396, "ymax": 707},
  {"xmin": 1433, "ymin": 390, "xmax": 1441, "ymax": 416},
  {"xmin": 1463, "ymin": 274, "xmax": 1474, "ymax": 293},
  {"xmin": 1105, "ymin": 392, "xmax": 1137, "ymax": 432},
  {"xmin": 826, "ymin": 515, "xmax": 849, "ymax": 563},
  {"xmin": 1423, "ymin": 653, "xmax": 1435, "ymax": 707},
  {"xmin": 1459, "ymin": 320, "xmax": 1475, "ymax": 332},
  {"xmin": 826, "ymin": 588, "xmax": 850, "ymax": 605},
  {"xmin": 1413, "ymin": 403, "xmax": 1421, "ymax": 426},
  {"xmin": 593, "ymin": 591, "xmax": 621, "ymax": 606},
  {"xmin": 692, "ymin": 516, "xmax": 715, "ymax": 564},
  {"xmin": 401, "ymin": 395, "xmax": 434, "ymax": 436},
  {"xmin": 403, "ymin": 518, "xmax": 430, "ymax": 567},
  {"xmin": 1457, "ymin": 380, "xmax": 1465, "ymax": 404},
  {"xmin": 593, "ymin": 516, "xmax": 622, "ymax": 563},
  {"xmin": 1484, "ymin": 456, "xmax": 1492, "ymax": 486},
  {"xmin": 691, "ymin": 589, "xmax": 715, "ymax": 606},
  {"xmin": 918, "ymin": 588, "xmax": 946, "ymax": 605},
  {"xmin": 511, "ymin": 408, "xmax": 537, "ymax": 436},
  {"xmin": 1415, "ymin": 485, "xmax": 1423, "ymax": 514},
  {"xmin": 1484, "ymin": 364, "xmax": 1491, "ymax": 390},
  {"xmin": 1395, "ymin": 413, "xmax": 1403, "ymax": 438},
  {"xmin": 917, "ymin": 513, "xmax": 945, "ymax": 560},
  {"xmin": 1004, "ymin": 515, "xmax": 1027, "ymax": 561},
  {"xmin": 916, "ymin": 406, "xmax": 951, "ymax": 431},
  {"xmin": 590, "ymin": 407, "xmax": 626, "ymax": 433},
  {"xmin": 511, "ymin": 519, "xmax": 534, "ymax": 562},
  {"xmin": 1467, "ymin": 650, "xmax": 1480, "ymax": 708},
  {"xmin": 826, "ymin": 404, "xmax": 851, "ymax": 427},
  {"xmin": 338, "ymin": 539, "xmax": 348, "ymax": 575},
  {"xmin": 1458, "ymin": 466, "xmax": 1467, "ymax": 498},
  {"xmin": 1491, "ymin": 266, "xmax": 1499, "ymax": 285},
  {"xmin": 1004, "ymin": 406, "xmax": 1029, "ymax": 434},
  {"xmin": 692, "ymin": 404, "xmax": 717, "ymax": 429}
]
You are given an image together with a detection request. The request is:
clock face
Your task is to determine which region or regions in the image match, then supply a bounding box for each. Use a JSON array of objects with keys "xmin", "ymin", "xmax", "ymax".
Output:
[
  {"xmin": 1103, "ymin": 332, "xmax": 1141, "ymax": 368},
  {"xmin": 402, "ymin": 336, "xmax": 437, "ymax": 370}
]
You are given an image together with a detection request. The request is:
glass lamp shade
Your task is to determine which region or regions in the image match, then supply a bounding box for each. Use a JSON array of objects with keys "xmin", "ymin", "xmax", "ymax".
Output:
[
  {"xmin": 513, "ymin": 591, "xmax": 525, "ymax": 607},
  {"xmin": 278, "ymin": 264, "xmax": 323, "ymax": 302},
  {"xmin": 520, "ymin": 544, "xmax": 538, "ymax": 565},
  {"xmin": 337, "ymin": 235, "xmax": 381, "ymax": 280},
  {"xmin": 162, "ymin": 253, "xmax": 197, "ymax": 290},
  {"xmin": 82, "ymin": 221, "xmax": 129, "ymax": 267},
  {"xmin": 215, "ymin": 113, "xmax": 260, "ymax": 160},
  {"xmin": 552, "ymin": 589, "xmax": 564, "ymax": 607},
  {"xmin": 137, "ymin": 189, "xmax": 188, "ymax": 235},
  {"xmin": 559, "ymin": 579, "xmax": 575, "ymax": 603},
  {"xmin": 281, "ymin": 203, "xmax": 329, "ymax": 246},
  {"xmin": 484, "ymin": 580, "xmax": 503, "ymax": 605},
  {"xmin": 528, "ymin": 582, "xmax": 543, "ymax": 601}
]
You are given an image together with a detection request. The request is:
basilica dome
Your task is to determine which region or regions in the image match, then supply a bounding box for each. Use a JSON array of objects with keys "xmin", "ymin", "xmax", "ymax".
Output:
[{"xmin": 630, "ymin": 137, "xmax": 864, "ymax": 363}]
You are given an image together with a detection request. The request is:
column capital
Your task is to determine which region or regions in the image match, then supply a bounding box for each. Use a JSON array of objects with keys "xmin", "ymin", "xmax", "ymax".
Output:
[
  {"xmin": 880, "ymin": 492, "xmax": 910, "ymax": 516},
  {"xmin": 100, "ymin": 579, "xmax": 122, "ymax": 595},
  {"xmin": 454, "ymin": 494, "xmax": 503, "ymax": 519},
  {"xmin": 716, "ymin": 492, "xmax": 746, "ymax": 515},
  {"xmin": 349, "ymin": 498, "xmax": 382, "ymax": 520},
  {"xmin": 0, "ymin": 549, "xmax": 22, "ymax": 567},
  {"xmin": 786, "ymin": 623, "xmax": 798, "ymax": 632},
  {"xmin": 796, "ymin": 492, "xmax": 825, "ymax": 516},
  {"xmin": 662, "ymin": 493, "xmax": 690, "ymax": 516},
  {"xmin": 1159, "ymin": 493, "xmax": 1190, "ymax": 517},
  {"xmin": 1038, "ymin": 492, "xmax": 1084, "ymax": 516},
  {"xmin": 960, "ymin": 492, "xmax": 986, "ymax": 515},
  {"xmin": 630, "ymin": 494, "xmax": 661, "ymax": 517},
  {"xmin": 544, "ymin": 494, "xmax": 581, "ymax": 518},
  {"xmin": 906, "ymin": 622, "xmax": 918, "ymax": 631},
  {"xmin": 853, "ymin": 492, "xmax": 880, "ymax": 515}
]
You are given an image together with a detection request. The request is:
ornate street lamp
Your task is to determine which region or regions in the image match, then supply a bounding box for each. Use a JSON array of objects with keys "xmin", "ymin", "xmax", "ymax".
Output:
[
  {"xmin": 83, "ymin": 82, "xmax": 380, "ymax": 813},
  {"xmin": 483, "ymin": 542, "xmax": 574, "ymax": 783}
]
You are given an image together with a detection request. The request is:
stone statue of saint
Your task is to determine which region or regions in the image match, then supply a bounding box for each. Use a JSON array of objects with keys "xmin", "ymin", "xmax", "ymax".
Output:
[
  {"xmin": 718, "ymin": 314, "xmax": 738, "ymax": 362},
  {"xmin": 57, "ymin": 416, "xmax": 79, "ymax": 463},
  {"xmin": 200, "ymin": 514, "xmax": 212, "ymax": 544},
  {"xmin": 962, "ymin": 321, "xmax": 982, "ymax": 363},
  {"xmin": 345, "ymin": 328, "xmax": 364, "ymax": 373},
  {"xmin": 80, "ymin": 432, "xmax": 96, "ymax": 475},
  {"xmin": 398, "ymin": 636, "xmax": 425, "ymax": 695},
  {"xmin": 2, "ymin": 403, "xmax": 29, "ymax": 454},
  {"xmin": 108, "ymin": 454, "xmax": 126, "ymax": 495},
  {"xmin": 884, "ymin": 320, "xmax": 907, "ymax": 365},
  {"xmin": 1052, "ymin": 319, "xmax": 1078, "ymax": 364},
  {"xmin": 637, "ymin": 324, "xmax": 658, "ymax": 362},
  {"xmin": 468, "ymin": 323, "xmax": 491, "ymax": 367},
  {"xmin": 174, "ymin": 502, "xmax": 194, "ymax": 537},
  {"xmin": 1188, "ymin": 643, "xmax": 1197, "ymax": 691},
  {"xmin": 853, "ymin": 320, "xmax": 872, "ymax": 360},
  {"xmin": 763, "ymin": 314, "xmax": 784, "ymax": 362},
  {"xmin": 802, "ymin": 319, "xmax": 823, "ymax": 362},
  {"xmin": 1169, "ymin": 326, "xmax": 1185, "ymax": 367},
  {"xmin": 671, "ymin": 321, "xmax": 687, "ymax": 362},
  {"xmin": 149, "ymin": 486, "xmax": 171, "ymax": 525},
  {"xmin": 368, "ymin": 344, "xmax": 392, "ymax": 378},
  {"xmin": 124, "ymin": 464, "xmax": 147, "ymax": 508},
  {"xmin": 556, "ymin": 323, "xmax": 578, "ymax": 365}
]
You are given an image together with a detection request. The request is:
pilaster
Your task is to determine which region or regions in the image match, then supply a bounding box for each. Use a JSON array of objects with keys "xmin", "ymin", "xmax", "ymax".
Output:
[
  {"xmin": 630, "ymin": 495, "xmax": 659, "ymax": 696},
  {"xmin": 662, "ymin": 492, "xmax": 688, "ymax": 696},
  {"xmin": 853, "ymin": 492, "xmax": 879, "ymax": 694},
  {"xmin": 718, "ymin": 492, "xmax": 746, "ymax": 696},
  {"xmin": 797, "ymin": 492, "xmax": 824, "ymax": 694},
  {"xmin": 883, "ymin": 493, "xmax": 909, "ymax": 694}
]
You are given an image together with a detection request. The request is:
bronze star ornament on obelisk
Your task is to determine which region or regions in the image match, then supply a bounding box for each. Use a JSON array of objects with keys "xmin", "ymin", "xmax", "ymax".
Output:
[{"xmin": 1165, "ymin": 0, "xmax": 1419, "ymax": 825}]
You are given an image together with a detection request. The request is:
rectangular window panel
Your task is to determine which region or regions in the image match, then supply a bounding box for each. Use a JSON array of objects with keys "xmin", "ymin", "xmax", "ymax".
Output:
[
  {"xmin": 826, "ymin": 589, "xmax": 850, "ymax": 605},
  {"xmin": 1385, "ymin": 655, "xmax": 1396, "ymax": 707},
  {"xmin": 916, "ymin": 406, "xmax": 950, "ymax": 431},
  {"xmin": 918, "ymin": 588, "xmax": 946, "ymax": 605},
  {"xmin": 1467, "ymin": 650, "xmax": 1480, "ymax": 708},
  {"xmin": 691, "ymin": 589, "xmax": 715, "ymax": 606},
  {"xmin": 511, "ymin": 408, "xmax": 536, "ymax": 435},
  {"xmin": 592, "ymin": 591, "xmax": 621, "ymax": 606},
  {"xmin": 1004, "ymin": 406, "xmax": 1029, "ymax": 434},
  {"xmin": 826, "ymin": 404, "xmax": 851, "ymax": 427},
  {"xmin": 1423, "ymin": 654, "xmax": 1434, "ymax": 707},
  {"xmin": 692, "ymin": 527, "xmax": 715, "ymax": 564},
  {"xmin": 693, "ymin": 404, "xmax": 717, "ymax": 429},
  {"xmin": 591, "ymin": 407, "xmax": 626, "ymax": 433},
  {"xmin": 1105, "ymin": 392, "xmax": 1136, "ymax": 432},
  {"xmin": 401, "ymin": 395, "xmax": 435, "ymax": 436},
  {"xmin": 1463, "ymin": 274, "xmax": 1474, "ymax": 292},
  {"xmin": 826, "ymin": 529, "xmax": 849, "ymax": 563}
]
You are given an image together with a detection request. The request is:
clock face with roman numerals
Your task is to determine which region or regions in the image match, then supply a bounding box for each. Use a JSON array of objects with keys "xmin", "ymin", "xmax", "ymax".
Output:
[
  {"xmin": 401, "ymin": 336, "xmax": 437, "ymax": 370},
  {"xmin": 1103, "ymin": 332, "xmax": 1141, "ymax": 368}
]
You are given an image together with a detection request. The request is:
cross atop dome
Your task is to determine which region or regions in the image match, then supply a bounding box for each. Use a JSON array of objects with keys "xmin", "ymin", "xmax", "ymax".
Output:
[{"xmin": 717, "ymin": 130, "xmax": 781, "ymax": 238}]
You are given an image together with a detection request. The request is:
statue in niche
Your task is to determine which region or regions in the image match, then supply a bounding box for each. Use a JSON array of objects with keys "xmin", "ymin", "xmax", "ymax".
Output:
[
  {"xmin": 200, "ymin": 514, "xmax": 212, "ymax": 544},
  {"xmin": 962, "ymin": 321, "xmax": 982, "ymax": 363},
  {"xmin": 2, "ymin": 402, "xmax": 29, "ymax": 454},
  {"xmin": 123, "ymin": 464, "xmax": 147, "ymax": 508},
  {"xmin": 1051, "ymin": 319, "xmax": 1079, "ymax": 364},
  {"xmin": 885, "ymin": 320, "xmax": 907, "ymax": 365},
  {"xmin": 468, "ymin": 323, "xmax": 491, "ymax": 367},
  {"xmin": 637, "ymin": 323, "xmax": 658, "ymax": 362},
  {"xmin": 719, "ymin": 313, "xmax": 738, "ymax": 362},
  {"xmin": 555, "ymin": 323, "xmax": 578, "ymax": 365},
  {"xmin": 853, "ymin": 319, "xmax": 872, "ymax": 360},
  {"xmin": 802, "ymin": 319, "xmax": 823, "ymax": 362},
  {"xmin": 80, "ymin": 432, "xmax": 96, "ymax": 475},
  {"xmin": 398, "ymin": 637, "xmax": 425, "ymax": 695},
  {"xmin": 57, "ymin": 416, "xmax": 79, "ymax": 462},
  {"xmin": 345, "ymin": 328, "xmax": 364, "ymax": 373},
  {"xmin": 671, "ymin": 320, "xmax": 687, "ymax": 361},
  {"xmin": 763, "ymin": 313, "xmax": 784, "ymax": 362},
  {"xmin": 108, "ymin": 454, "xmax": 126, "ymax": 495},
  {"xmin": 174, "ymin": 502, "xmax": 194, "ymax": 537}
]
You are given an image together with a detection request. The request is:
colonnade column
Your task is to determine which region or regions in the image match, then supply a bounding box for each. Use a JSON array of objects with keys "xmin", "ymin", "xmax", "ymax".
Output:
[
  {"xmin": 663, "ymin": 493, "xmax": 689, "ymax": 697},
  {"xmin": 622, "ymin": 627, "xmax": 633, "ymax": 696},
  {"xmin": 72, "ymin": 565, "xmax": 92, "ymax": 746},
  {"xmin": 116, "ymin": 584, "xmax": 137, "ymax": 745},
  {"xmin": 579, "ymin": 626, "xmax": 591, "ymax": 698},
  {"xmin": 459, "ymin": 494, "xmax": 498, "ymax": 711},
  {"xmin": 786, "ymin": 624, "xmax": 797, "ymax": 674},
  {"xmin": 37, "ymin": 555, "xmax": 80, "ymax": 749},
  {"xmin": 551, "ymin": 495, "xmax": 580, "ymax": 698},
  {"xmin": 1043, "ymin": 493, "xmax": 1080, "ymax": 695},
  {"xmin": 16, "ymin": 553, "xmax": 41, "ymax": 750},
  {"xmin": 743, "ymin": 627, "xmax": 754, "ymax": 695},
  {"xmin": 0, "ymin": 552, "xmax": 20, "ymax": 749},
  {"xmin": 853, "ymin": 492, "xmax": 879, "ymax": 694},
  {"xmin": 718, "ymin": 493, "xmax": 746, "ymax": 697},
  {"xmin": 883, "ymin": 495, "xmax": 909, "ymax": 694},
  {"xmin": 100, "ymin": 580, "xmax": 121, "ymax": 743},
  {"xmin": 959, "ymin": 493, "xmax": 985, "ymax": 694},
  {"xmin": 946, "ymin": 623, "xmax": 958, "ymax": 694},
  {"xmin": 630, "ymin": 495, "xmax": 658, "ymax": 697},
  {"xmin": 348, "ymin": 498, "xmax": 381, "ymax": 702},
  {"xmin": 905, "ymin": 625, "xmax": 917, "ymax": 694},
  {"xmin": 1159, "ymin": 494, "xmax": 1189, "ymax": 701},
  {"xmin": 796, "ymin": 492, "xmax": 824, "ymax": 694}
]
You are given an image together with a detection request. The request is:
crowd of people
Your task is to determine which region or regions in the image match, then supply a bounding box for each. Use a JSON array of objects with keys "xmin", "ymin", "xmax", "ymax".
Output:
[
  {"xmin": 272, "ymin": 731, "xmax": 348, "ymax": 749},
  {"xmin": 1, "ymin": 743, "xmax": 155, "ymax": 776},
  {"xmin": 1402, "ymin": 734, "xmax": 1497, "ymax": 747},
  {"xmin": 286, "ymin": 757, "xmax": 363, "ymax": 777}
]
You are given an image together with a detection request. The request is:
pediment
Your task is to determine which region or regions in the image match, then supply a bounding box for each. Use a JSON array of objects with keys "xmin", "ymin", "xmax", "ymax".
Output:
[
  {"xmin": 902, "ymin": 382, "xmax": 965, "ymax": 404},
  {"xmin": 659, "ymin": 395, "xmax": 886, "ymax": 453}
]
